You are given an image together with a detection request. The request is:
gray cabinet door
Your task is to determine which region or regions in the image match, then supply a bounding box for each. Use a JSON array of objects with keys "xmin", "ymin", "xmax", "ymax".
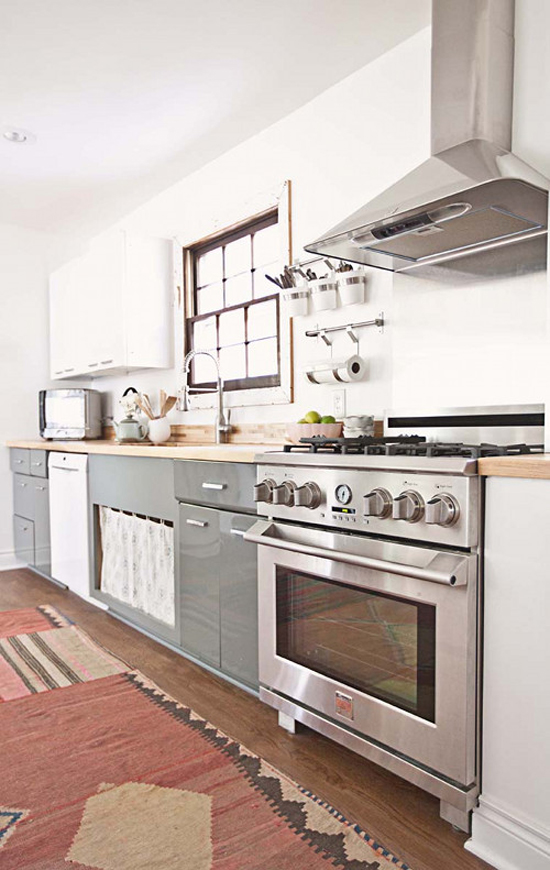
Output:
[
  {"xmin": 14, "ymin": 515, "xmax": 34, "ymax": 563},
  {"xmin": 13, "ymin": 474, "xmax": 35, "ymax": 520},
  {"xmin": 179, "ymin": 504, "xmax": 221, "ymax": 668},
  {"xmin": 219, "ymin": 512, "xmax": 258, "ymax": 688},
  {"xmin": 32, "ymin": 478, "xmax": 51, "ymax": 573}
]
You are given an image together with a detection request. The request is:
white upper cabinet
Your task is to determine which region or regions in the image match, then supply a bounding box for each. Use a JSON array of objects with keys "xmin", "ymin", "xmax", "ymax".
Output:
[{"xmin": 49, "ymin": 230, "xmax": 173, "ymax": 380}]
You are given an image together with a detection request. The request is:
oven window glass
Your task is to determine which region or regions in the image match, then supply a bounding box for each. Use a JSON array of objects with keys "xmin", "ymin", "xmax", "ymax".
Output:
[{"xmin": 276, "ymin": 569, "xmax": 436, "ymax": 722}]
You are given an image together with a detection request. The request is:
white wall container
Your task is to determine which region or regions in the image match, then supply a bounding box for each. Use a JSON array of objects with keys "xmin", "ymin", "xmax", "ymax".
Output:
[
  {"xmin": 282, "ymin": 288, "xmax": 310, "ymax": 317},
  {"xmin": 338, "ymin": 270, "xmax": 367, "ymax": 306},
  {"xmin": 310, "ymin": 278, "xmax": 338, "ymax": 311}
]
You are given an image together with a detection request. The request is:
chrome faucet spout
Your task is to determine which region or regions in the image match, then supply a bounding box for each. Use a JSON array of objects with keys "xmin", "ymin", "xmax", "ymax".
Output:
[{"xmin": 180, "ymin": 350, "xmax": 231, "ymax": 444}]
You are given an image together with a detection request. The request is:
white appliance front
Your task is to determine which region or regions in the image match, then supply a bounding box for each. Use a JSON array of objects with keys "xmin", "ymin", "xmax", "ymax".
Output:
[{"xmin": 48, "ymin": 452, "xmax": 91, "ymax": 598}]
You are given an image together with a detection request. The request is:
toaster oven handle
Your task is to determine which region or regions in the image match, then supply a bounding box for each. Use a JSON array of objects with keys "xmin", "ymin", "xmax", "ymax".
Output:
[{"xmin": 244, "ymin": 520, "xmax": 468, "ymax": 587}]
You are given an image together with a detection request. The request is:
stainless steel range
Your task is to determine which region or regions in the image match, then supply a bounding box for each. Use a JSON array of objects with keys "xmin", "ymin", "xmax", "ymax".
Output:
[{"xmin": 245, "ymin": 405, "xmax": 544, "ymax": 832}]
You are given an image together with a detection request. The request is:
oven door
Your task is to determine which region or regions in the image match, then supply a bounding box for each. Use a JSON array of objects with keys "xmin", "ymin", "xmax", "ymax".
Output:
[{"xmin": 245, "ymin": 519, "xmax": 478, "ymax": 787}]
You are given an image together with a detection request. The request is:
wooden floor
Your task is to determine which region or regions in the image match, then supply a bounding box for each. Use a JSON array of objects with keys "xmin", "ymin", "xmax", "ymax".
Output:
[{"xmin": 0, "ymin": 568, "xmax": 491, "ymax": 870}]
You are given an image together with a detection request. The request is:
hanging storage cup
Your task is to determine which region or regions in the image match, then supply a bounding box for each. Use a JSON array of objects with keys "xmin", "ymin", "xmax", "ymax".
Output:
[
  {"xmin": 310, "ymin": 278, "xmax": 338, "ymax": 312},
  {"xmin": 338, "ymin": 270, "xmax": 367, "ymax": 306}
]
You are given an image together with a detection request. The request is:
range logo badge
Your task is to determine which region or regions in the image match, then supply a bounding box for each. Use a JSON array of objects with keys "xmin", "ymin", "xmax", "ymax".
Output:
[{"xmin": 335, "ymin": 691, "xmax": 354, "ymax": 720}]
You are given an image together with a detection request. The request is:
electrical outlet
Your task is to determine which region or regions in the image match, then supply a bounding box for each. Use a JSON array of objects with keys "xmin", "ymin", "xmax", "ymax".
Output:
[{"xmin": 333, "ymin": 389, "xmax": 346, "ymax": 419}]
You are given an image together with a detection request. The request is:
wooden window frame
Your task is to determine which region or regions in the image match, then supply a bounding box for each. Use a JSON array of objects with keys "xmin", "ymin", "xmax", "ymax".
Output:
[{"xmin": 181, "ymin": 181, "xmax": 293, "ymax": 409}]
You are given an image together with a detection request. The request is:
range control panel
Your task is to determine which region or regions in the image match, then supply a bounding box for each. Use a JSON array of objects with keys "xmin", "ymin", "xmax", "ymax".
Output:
[{"xmin": 254, "ymin": 465, "xmax": 479, "ymax": 549}]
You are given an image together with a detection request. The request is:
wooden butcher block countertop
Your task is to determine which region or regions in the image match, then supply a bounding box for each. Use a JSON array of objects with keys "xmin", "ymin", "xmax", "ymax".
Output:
[
  {"xmin": 6, "ymin": 439, "xmax": 282, "ymax": 464},
  {"xmin": 477, "ymin": 454, "xmax": 550, "ymax": 480}
]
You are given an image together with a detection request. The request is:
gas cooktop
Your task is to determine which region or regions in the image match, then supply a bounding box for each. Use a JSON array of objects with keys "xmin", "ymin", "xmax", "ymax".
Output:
[{"xmin": 283, "ymin": 435, "xmax": 544, "ymax": 459}]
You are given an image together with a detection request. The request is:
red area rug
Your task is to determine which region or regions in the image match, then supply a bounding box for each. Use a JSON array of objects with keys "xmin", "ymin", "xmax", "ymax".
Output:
[{"xmin": 0, "ymin": 605, "xmax": 412, "ymax": 869}]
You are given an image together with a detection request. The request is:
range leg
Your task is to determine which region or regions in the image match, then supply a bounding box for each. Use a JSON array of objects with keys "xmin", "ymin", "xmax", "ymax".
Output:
[
  {"xmin": 278, "ymin": 711, "xmax": 296, "ymax": 734},
  {"xmin": 440, "ymin": 801, "xmax": 471, "ymax": 832}
]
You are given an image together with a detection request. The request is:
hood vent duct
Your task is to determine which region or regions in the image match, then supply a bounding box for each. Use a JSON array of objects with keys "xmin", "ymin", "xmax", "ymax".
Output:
[{"xmin": 305, "ymin": 0, "xmax": 548, "ymax": 276}]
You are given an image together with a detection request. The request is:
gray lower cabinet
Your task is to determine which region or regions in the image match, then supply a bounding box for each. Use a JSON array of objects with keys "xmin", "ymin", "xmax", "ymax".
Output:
[
  {"xmin": 179, "ymin": 503, "xmax": 258, "ymax": 688},
  {"xmin": 11, "ymin": 449, "xmax": 51, "ymax": 574}
]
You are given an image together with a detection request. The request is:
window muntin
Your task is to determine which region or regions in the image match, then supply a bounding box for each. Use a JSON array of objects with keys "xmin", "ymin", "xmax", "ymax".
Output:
[{"xmin": 186, "ymin": 212, "xmax": 281, "ymax": 391}]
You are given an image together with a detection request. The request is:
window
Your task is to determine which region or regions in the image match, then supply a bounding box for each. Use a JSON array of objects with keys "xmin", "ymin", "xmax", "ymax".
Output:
[{"xmin": 185, "ymin": 211, "xmax": 282, "ymax": 392}]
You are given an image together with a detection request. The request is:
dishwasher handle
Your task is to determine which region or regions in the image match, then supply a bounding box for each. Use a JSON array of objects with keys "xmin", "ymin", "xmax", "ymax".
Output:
[{"xmin": 244, "ymin": 520, "xmax": 467, "ymax": 587}]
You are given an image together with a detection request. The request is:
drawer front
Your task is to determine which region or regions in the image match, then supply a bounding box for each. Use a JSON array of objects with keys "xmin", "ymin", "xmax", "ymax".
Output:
[
  {"xmin": 14, "ymin": 515, "xmax": 35, "ymax": 564},
  {"xmin": 29, "ymin": 450, "xmax": 48, "ymax": 478},
  {"xmin": 174, "ymin": 460, "xmax": 256, "ymax": 513},
  {"xmin": 10, "ymin": 448, "xmax": 30, "ymax": 475},
  {"xmin": 14, "ymin": 473, "xmax": 35, "ymax": 520}
]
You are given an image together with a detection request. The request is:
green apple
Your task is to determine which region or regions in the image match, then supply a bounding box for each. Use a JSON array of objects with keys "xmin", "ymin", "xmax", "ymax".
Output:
[
  {"xmin": 304, "ymin": 410, "xmax": 321, "ymax": 424},
  {"xmin": 297, "ymin": 418, "xmax": 308, "ymax": 424},
  {"xmin": 321, "ymin": 415, "xmax": 336, "ymax": 424}
]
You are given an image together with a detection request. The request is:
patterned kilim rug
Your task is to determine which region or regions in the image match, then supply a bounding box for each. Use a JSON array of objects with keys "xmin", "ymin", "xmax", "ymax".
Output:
[{"xmin": 0, "ymin": 605, "xmax": 413, "ymax": 870}]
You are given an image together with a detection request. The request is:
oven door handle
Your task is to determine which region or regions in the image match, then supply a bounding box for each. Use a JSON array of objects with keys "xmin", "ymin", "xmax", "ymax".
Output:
[{"xmin": 244, "ymin": 520, "xmax": 468, "ymax": 587}]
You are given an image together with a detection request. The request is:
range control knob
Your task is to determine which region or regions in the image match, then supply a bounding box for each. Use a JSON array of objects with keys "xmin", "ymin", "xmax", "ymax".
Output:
[
  {"xmin": 253, "ymin": 478, "xmax": 276, "ymax": 504},
  {"xmin": 426, "ymin": 494, "xmax": 460, "ymax": 527},
  {"xmin": 272, "ymin": 480, "xmax": 297, "ymax": 507},
  {"xmin": 294, "ymin": 481, "xmax": 322, "ymax": 510},
  {"xmin": 392, "ymin": 490, "xmax": 425, "ymax": 523},
  {"xmin": 364, "ymin": 488, "xmax": 392, "ymax": 518}
]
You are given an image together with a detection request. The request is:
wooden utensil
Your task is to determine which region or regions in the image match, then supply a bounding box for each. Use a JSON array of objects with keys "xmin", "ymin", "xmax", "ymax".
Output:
[
  {"xmin": 162, "ymin": 396, "xmax": 177, "ymax": 415},
  {"xmin": 135, "ymin": 395, "xmax": 154, "ymax": 420},
  {"xmin": 160, "ymin": 389, "xmax": 167, "ymax": 416}
]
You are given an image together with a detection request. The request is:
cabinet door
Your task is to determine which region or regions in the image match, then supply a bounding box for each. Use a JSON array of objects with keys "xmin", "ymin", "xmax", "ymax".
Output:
[
  {"xmin": 13, "ymin": 473, "xmax": 35, "ymax": 520},
  {"xmin": 179, "ymin": 504, "xmax": 221, "ymax": 668},
  {"xmin": 33, "ymin": 478, "xmax": 51, "ymax": 573},
  {"xmin": 125, "ymin": 234, "xmax": 172, "ymax": 370},
  {"xmin": 219, "ymin": 512, "xmax": 258, "ymax": 688},
  {"xmin": 80, "ymin": 232, "xmax": 125, "ymax": 374},
  {"xmin": 49, "ymin": 257, "xmax": 83, "ymax": 378}
]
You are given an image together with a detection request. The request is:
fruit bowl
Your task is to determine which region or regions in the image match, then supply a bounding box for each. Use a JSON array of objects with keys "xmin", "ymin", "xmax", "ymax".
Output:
[{"xmin": 286, "ymin": 422, "xmax": 343, "ymax": 444}]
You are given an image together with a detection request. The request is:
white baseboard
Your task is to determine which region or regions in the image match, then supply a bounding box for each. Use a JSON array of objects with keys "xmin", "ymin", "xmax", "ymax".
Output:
[
  {"xmin": 0, "ymin": 550, "xmax": 25, "ymax": 571},
  {"xmin": 466, "ymin": 797, "xmax": 550, "ymax": 870}
]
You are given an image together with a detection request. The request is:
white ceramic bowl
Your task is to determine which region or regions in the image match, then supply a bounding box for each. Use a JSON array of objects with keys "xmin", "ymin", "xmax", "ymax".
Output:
[{"xmin": 286, "ymin": 422, "xmax": 343, "ymax": 444}]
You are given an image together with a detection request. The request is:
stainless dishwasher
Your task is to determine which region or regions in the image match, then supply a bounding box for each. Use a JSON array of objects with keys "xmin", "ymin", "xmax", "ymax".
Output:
[{"xmin": 174, "ymin": 460, "xmax": 260, "ymax": 690}]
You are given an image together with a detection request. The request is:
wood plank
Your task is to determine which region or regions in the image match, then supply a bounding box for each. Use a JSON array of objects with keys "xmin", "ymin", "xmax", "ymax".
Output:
[
  {"xmin": 0, "ymin": 569, "xmax": 490, "ymax": 870},
  {"xmin": 478, "ymin": 454, "xmax": 550, "ymax": 479}
]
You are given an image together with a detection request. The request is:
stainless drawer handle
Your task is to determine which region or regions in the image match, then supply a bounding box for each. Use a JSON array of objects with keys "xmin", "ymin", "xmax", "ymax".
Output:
[
  {"xmin": 14, "ymin": 459, "xmax": 23, "ymax": 464},
  {"xmin": 230, "ymin": 529, "xmax": 246, "ymax": 538},
  {"xmin": 186, "ymin": 518, "xmax": 208, "ymax": 528},
  {"xmin": 64, "ymin": 368, "xmax": 75, "ymax": 372},
  {"xmin": 35, "ymin": 486, "xmax": 46, "ymax": 491},
  {"xmin": 32, "ymin": 462, "xmax": 43, "ymax": 467},
  {"xmin": 100, "ymin": 359, "xmax": 114, "ymax": 365},
  {"xmin": 202, "ymin": 482, "xmax": 226, "ymax": 491},
  {"xmin": 88, "ymin": 363, "xmax": 99, "ymax": 368},
  {"xmin": 18, "ymin": 482, "xmax": 27, "ymax": 488}
]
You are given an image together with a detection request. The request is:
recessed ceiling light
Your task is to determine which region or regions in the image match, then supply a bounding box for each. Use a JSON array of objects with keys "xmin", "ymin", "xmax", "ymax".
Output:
[{"xmin": 3, "ymin": 127, "xmax": 36, "ymax": 144}]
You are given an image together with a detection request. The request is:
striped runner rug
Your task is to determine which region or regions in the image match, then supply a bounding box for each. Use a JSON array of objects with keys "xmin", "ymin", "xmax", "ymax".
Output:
[{"xmin": 0, "ymin": 605, "xmax": 414, "ymax": 870}]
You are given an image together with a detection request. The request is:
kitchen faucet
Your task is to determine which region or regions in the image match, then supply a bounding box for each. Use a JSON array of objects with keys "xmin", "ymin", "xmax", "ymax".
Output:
[{"xmin": 180, "ymin": 350, "xmax": 231, "ymax": 444}]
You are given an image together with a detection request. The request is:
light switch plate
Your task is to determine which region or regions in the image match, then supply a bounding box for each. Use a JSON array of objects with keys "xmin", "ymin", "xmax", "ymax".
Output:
[{"xmin": 333, "ymin": 389, "xmax": 346, "ymax": 419}]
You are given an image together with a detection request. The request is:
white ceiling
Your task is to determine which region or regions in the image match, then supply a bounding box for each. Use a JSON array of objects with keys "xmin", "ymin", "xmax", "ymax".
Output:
[{"xmin": 0, "ymin": 0, "xmax": 430, "ymax": 236}]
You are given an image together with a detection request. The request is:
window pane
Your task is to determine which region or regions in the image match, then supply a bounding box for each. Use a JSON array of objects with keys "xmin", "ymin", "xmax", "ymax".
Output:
[
  {"xmin": 225, "ymin": 273, "xmax": 252, "ymax": 307},
  {"xmin": 219, "ymin": 308, "xmax": 245, "ymax": 347},
  {"xmin": 197, "ymin": 283, "xmax": 223, "ymax": 314},
  {"xmin": 197, "ymin": 248, "xmax": 222, "ymax": 287},
  {"xmin": 253, "ymin": 224, "xmax": 279, "ymax": 267},
  {"xmin": 192, "ymin": 316, "xmax": 217, "ymax": 351},
  {"xmin": 224, "ymin": 235, "xmax": 251, "ymax": 278},
  {"xmin": 248, "ymin": 337, "xmax": 278, "ymax": 377},
  {"xmin": 193, "ymin": 351, "xmax": 219, "ymax": 384},
  {"xmin": 254, "ymin": 261, "xmax": 280, "ymax": 299},
  {"xmin": 219, "ymin": 344, "xmax": 246, "ymax": 381},
  {"xmin": 248, "ymin": 299, "xmax": 277, "ymax": 341}
]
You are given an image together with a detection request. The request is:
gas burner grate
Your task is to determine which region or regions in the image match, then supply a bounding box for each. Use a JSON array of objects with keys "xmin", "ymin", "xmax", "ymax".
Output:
[
  {"xmin": 283, "ymin": 436, "xmax": 544, "ymax": 458},
  {"xmin": 283, "ymin": 435, "xmax": 426, "ymax": 455}
]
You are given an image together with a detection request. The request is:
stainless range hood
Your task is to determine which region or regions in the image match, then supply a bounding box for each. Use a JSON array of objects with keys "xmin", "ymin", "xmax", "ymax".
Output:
[{"xmin": 305, "ymin": 0, "xmax": 549, "ymax": 275}]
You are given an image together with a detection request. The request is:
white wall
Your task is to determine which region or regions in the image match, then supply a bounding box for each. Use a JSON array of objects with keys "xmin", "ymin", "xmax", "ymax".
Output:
[
  {"xmin": 95, "ymin": 27, "xmax": 431, "ymax": 424},
  {"xmin": 0, "ymin": 224, "xmax": 56, "ymax": 568}
]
